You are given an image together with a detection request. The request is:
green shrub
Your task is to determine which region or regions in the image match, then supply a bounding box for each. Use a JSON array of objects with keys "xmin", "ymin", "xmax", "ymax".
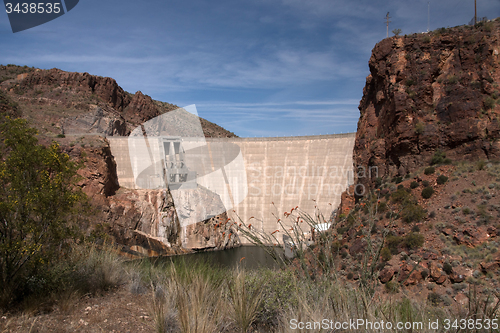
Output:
[
  {"xmin": 337, "ymin": 226, "xmax": 349, "ymax": 235},
  {"xmin": 431, "ymin": 150, "xmax": 447, "ymax": 165},
  {"xmin": 381, "ymin": 247, "xmax": 392, "ymax": 262},
  {"xmin": 331, "ymin": 241, "xmax": 341, "ymax": 253},
  {"xmin": 0, "ymin": 118, "xmax": 89, "ymax": 308},
  {"xmin": 57, "ymin": 133, "xmax": 66, "ymax": 138},
  {"xmin": 484, "ymin": 97, "xmax": 496, "ymax": 110},
  {"xmin": 428, "ymin": 292, "xmax": 442, "ymax": 305},
  {"xmin": 386, "ymin": 235, "xmax": 403, "ymax": 254},
  {"xmin": 401, "ymin": 203, "xmax": 426, "ymax": 223},
  {"xmin": 443, "ymin": 262, "xmax": 453, "ymax": 275},
  {"xmin": 385, "ymin": 281, "xmax": 399, "ymax": 293},
  {"xmin": 391, "ymin": 187, "xmax": 412, "ymax": 203},
  {"xmin": 410, "ymin": 181, "xmax": 419, "ymax": 189},
  {"xmin": 437, "ymin": 175, "xmax": 448, "ymax": 184},
  {"xmin": 421, "ymin": 186, "xmax": 434, "ymax": 199},
  {"xmin": 406, "ymin": 78, "xmax": 416, "ymax": 86},
  {"xmin": 447, "ymin": 75, "xmax": 458, "ymax": 84},
  {"xmin": 422, "ymin": 180, "xmax": 430, "ymax": 187},
  {"xmin": 415, "ymin": 122, "xmax": 424, "ymax": 135},
  {"xmin": 471, "ymin": 80, "xmax": 481, "ymax": 89},
  {"xmin": 403, "ymin": 232, "xmax": 424, "ymax": 249},
  {"xmin": 377, "ymin": 201, "xmax": 388, "ymax": 213},
  {"xmin": 424, "ymin": 166, "xmax": 435, "ymax": 175}
]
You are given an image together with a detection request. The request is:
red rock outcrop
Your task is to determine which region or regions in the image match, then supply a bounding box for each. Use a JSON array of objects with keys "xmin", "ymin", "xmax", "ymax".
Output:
[
  {"xmin": 19, "ymin": 68, "xmax": 131, "ymax": 112},
  {"xmin": 354, "ymin": 20, "xmax": 500, "ymax": 192}
]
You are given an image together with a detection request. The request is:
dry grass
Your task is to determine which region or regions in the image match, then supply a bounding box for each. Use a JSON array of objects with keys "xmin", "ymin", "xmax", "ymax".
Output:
[
  {"xmin": 227, "ymin": 269, "xmax": 264, "ymax": 332},
  {"xmin": 3, "ymin": 244, "xmax": 500, "ymax": 333},
  {"xmin": 149, "ymin": 264, "xmax": 224, "ymax": 333}
]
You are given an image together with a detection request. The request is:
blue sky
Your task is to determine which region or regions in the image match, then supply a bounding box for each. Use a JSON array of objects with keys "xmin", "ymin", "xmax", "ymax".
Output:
[{"xmin": 1, "ymin": 0, "xmax": 499, "ymax": 137}]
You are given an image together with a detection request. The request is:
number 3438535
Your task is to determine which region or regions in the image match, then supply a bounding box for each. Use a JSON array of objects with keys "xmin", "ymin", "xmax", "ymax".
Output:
[{"xmin": 5, "ymin": 3, "xmax": 61, "ymax": 14}]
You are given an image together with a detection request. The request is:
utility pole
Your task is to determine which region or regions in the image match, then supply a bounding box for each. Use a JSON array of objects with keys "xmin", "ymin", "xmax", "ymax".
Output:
[
  {"xmin": 427, "ymin": 2, "xmax": 430, "ymax": 32},
  {"xmin": 385, "ymin": 12, "xmax": 391, "ymax": 38},
  {"xmin": 474, "ymin": 0, "xmax": 477, "ymax": 25}
]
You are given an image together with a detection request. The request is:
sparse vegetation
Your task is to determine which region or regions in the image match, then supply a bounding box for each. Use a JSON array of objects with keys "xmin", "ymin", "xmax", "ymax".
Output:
[
  {"xmin": 430, "ymin": 150, "xmax": 451, "ymax": 165},
  {"xmin": 424, "ymin": 166, "xmax": 435, "ymax": 175},
  {"xmin": 484, "ymin": 96, "xmax": 496, "ymax": 110},
  {"xmin": 401, "ymin": 202, "xmax": 427, "ymax": 222},
  {"xmin": 385, "ymin": 280, "xmax": 399, "ymax": 293},
  {"xmin": 403, "ymin": 232, "xmax": 424, "ymax": 249},
  {"xmin": 381, "ymin": 247, "xmax": 392, "ymax": 261},
  {"xmin": 447, "ymin": 74, "xmax": 458, "ymax": 84},
  {"xmin": 415, "ymin": 122, "xmax": 424, "ymax": 135},
  {"xmin": 406, "ymin": 78, "xmax": 416, "ymax": 86},
  {"xmin": 437, "ymin": 175, "xmax": 448, "ymax": 184},
  {"xmin": 392, "ymin": 28, "xmax": 402, "ymax": 36},
  {"xmin": 443, "ymin": 262, "xmax": 453, "ymax": 275},
  {"xmin": 421, "ymin": 186, "xmax": 434, "ymax": 199}
]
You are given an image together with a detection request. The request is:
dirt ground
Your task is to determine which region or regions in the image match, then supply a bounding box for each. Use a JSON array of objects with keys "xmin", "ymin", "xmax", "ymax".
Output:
[{"xmin": 0, "ymin": 287, "xmax": 154, "ymax": 333}]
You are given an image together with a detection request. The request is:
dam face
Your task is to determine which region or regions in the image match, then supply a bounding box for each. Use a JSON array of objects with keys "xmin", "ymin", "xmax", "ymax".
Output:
[{"xmin": 108, "ymin": 133, "xmax": 356, "ymax": 245}]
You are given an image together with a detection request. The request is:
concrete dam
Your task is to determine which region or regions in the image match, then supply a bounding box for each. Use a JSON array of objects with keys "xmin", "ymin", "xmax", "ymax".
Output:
[
  {"xmin": 106, "ymin": 106, "xmax": 356, "ymax": 247},
  {"xmin": 108, "ymin": 133, "xmax": 355, "ymax": 244}
]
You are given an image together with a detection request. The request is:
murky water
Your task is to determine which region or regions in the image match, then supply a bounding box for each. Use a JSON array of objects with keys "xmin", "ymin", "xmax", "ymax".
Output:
[{"xmin": 163, "ymin": 246, "xmax": 282, "ymax": 270}]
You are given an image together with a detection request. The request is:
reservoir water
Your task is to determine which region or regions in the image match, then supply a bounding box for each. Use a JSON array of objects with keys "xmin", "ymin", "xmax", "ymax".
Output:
[{"xmin": 161, "ymin": 246, "xmax": 281, "ymax": 270}]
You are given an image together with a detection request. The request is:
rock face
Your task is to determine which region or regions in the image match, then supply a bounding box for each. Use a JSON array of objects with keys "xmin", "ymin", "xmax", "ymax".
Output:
[
  {"xmin": 62, "ymin": 105, "xmax": 127, "ymax": 137},
  {"xmin": 20, "ymin": 68, "xmax": 132, "ymax": 113},
  {"xmin": 354, "ymin": 21, "xmax": 500, "ymax": 192}
]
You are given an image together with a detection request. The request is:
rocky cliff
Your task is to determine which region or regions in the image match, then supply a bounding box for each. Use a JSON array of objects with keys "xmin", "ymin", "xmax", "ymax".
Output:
[
  {"xmin": 330, "ymin": 19, "xmax": 500, "ymax": 305},
  {"xmin": 354, "ymin": 19, "xmax": 500, "ymax": 193},
  {"xmin": 0, "ymin": 65, "xmax": 239, "ymax": 257}
]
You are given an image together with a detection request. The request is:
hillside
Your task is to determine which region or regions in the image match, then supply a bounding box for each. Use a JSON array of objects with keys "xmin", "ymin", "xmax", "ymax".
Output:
[
  {"xmin": 334, "ymin": 18, "xmax": 500, "ymax": 307},
  {"xmin": 0, "ymin": 65, "xmax": 236, "ymax": 140},
  {"xmin": 0, "ymin": 65, "xmax": 239, "ymax": 258}
]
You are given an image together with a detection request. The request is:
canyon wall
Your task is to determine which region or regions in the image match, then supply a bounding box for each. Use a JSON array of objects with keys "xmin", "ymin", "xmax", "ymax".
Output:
[{"xmin": 354, "ymin": 20, "xmax": 500, "ymax": 193}]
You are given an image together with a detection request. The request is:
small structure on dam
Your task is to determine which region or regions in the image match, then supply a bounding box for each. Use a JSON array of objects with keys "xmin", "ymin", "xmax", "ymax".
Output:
[{"xmin": 108, "ymin": 106, "xmax": 356, "ymax": 246}]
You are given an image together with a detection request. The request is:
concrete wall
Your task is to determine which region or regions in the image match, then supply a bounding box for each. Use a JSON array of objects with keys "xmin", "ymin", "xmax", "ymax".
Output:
[{"xmin": 108, "ymin": 133, "xmax": 356, "ymax": 245}]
